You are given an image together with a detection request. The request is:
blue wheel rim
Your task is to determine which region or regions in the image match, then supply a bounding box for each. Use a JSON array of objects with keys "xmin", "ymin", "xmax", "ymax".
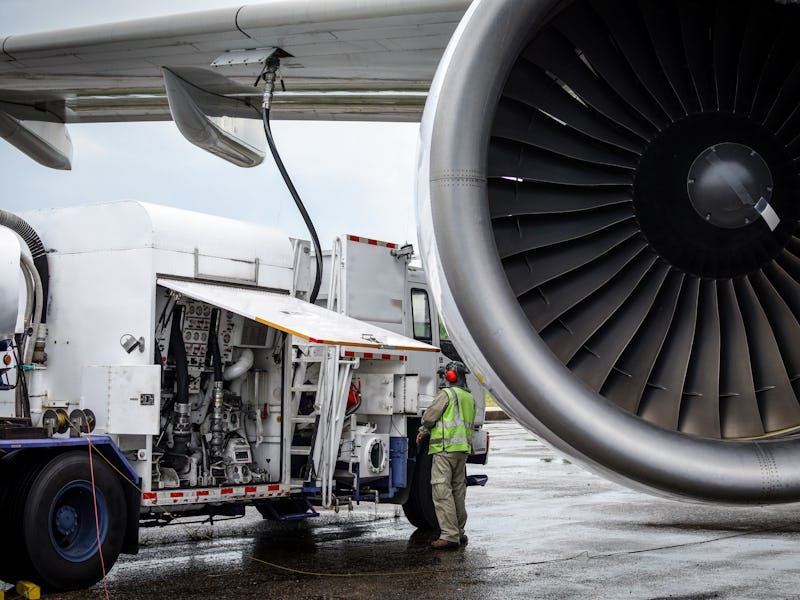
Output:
[{"xmin": 48, "ymin": 481, "xmax": 108, "ymax": 563}]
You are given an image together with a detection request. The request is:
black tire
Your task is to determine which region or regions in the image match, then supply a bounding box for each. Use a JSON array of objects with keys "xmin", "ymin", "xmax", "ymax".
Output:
[
  {"xmin": 401, "ymin": 438, "xmax": 439, "ymax": 530},
  {"xmin": 21, "ymin": 451, "xmax": 127, "ymax": 591}
]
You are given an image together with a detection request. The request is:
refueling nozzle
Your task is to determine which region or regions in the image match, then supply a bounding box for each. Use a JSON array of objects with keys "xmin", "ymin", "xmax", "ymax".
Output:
[{"xmin": 259, "ymin": 55, "xmax": 281, "ymax": 111}]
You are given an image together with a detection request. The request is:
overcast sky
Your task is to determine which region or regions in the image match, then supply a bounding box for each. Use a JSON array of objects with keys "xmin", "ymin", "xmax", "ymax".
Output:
[{"xmin": 0, "ymin": 0, "xmax": 421, "ymax": 248}]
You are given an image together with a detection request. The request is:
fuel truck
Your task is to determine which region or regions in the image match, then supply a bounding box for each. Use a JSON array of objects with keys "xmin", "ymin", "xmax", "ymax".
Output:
[{"xmin": 0, "ymin": 201, "xmax": 488, "ymax": 591}]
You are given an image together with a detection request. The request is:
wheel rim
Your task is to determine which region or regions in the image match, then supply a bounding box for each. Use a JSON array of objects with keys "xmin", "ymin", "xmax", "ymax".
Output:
[{"xmin": 49, "ymin": 481, "xmax": 107, "ymax": 563}]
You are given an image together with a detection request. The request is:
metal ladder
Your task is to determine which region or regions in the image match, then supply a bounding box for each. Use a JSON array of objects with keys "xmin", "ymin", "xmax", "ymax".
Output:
[{"xmin": 283, "ymin": 340, "xmax": 356, "ymax": 507}]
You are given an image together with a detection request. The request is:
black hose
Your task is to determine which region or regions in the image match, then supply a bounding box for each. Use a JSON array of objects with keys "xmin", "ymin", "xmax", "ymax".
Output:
[
  {"xmin": 207, "ymin": 308, "xmax": 223, "ymax": 382},
  {"xmin": 167, "ymin": 305, "xmax": 191, "ymax": 457},
  {"xmin": 12, "ymin": 338, "xmax": 30, "ymax": 419},
  {"xmin": 168, "ymin": 305, "xmax": 189, "ymax": 412},
  {"xmin": 0, "ymin": 209, "xmax": 48, "ymax": 322},
  {"xmin": 262, "ymin": 108, "xmax": 323, "ymax": 304}
]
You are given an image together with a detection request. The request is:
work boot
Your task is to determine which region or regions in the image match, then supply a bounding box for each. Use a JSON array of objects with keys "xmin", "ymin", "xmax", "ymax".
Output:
[
  {"xmin": 460, "ymin": 535, "xmax": 468, "ymax": 545},
  {"xmin": 430, "ymin": 538, "xmax": 459, "ymax": 550}
]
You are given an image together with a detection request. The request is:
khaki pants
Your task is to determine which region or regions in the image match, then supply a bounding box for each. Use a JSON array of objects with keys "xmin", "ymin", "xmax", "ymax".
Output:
[{"xmin": 431, "ymin": 450, "xmax": 468, "ymax": 543}]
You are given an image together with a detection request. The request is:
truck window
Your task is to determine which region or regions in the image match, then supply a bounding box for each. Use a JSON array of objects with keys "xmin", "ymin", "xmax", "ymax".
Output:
[{"xmin": 411, "ymin": 288, "xmax": 433, "ymax": 344}]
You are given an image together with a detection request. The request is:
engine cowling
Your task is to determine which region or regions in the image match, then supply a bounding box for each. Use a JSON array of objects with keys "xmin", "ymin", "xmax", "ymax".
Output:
[{"xmin": 418, "ymin": 0, "xmax": 800, "ymax": 503}]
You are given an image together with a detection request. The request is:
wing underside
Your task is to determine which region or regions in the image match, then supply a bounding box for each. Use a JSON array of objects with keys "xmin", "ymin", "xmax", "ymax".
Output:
[
  {"xmin": 0, "ymin": 0, "xmax": 470, "ymax": 168},
  {"xmin": 0, "ymin": 0, "xmax": 468, "ymax": 124}
]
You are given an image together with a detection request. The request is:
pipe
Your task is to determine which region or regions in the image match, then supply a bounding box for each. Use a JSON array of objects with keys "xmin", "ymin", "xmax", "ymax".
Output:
[
  {"xmin": 19, "ymin": 252, "xmax": 43, "ymax": 365},
  {"xmin": 224, "ymin": 348, "xmax": 254, "ymax": 399},
  {"xmin": 21, "ymin": 258, "xmax": 33, "ymax": 331},
  {"xmin": 223, "ymin": 349, "xmax": 254, "ymax": 382},
  {"xmin": 0, "ymin": 209, "xmax": 48, "ymax": 323}
]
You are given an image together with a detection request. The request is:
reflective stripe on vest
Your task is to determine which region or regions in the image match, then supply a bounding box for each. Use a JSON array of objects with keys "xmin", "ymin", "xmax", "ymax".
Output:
[{"xmin": 429, "ymin": 386, "xmax": 476, "ymax": 454}]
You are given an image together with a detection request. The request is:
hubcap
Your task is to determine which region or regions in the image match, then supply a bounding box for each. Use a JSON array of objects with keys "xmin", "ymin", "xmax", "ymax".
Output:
[
  {"xmin": 55, "ymin": 504, "xmax": 79, "ymax": 537},
  {"xmin": 49, "ymin": 482, "xmax": 108, "ymax": 563}
]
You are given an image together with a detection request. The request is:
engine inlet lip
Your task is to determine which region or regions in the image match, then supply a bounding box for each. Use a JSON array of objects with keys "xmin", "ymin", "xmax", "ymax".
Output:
[{"xmin": 420, "ymin": 0, "xmax": 800, "ymax": 503}]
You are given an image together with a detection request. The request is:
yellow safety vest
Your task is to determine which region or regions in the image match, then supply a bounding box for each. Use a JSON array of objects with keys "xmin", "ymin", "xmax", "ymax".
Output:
[{"xmin": 429, "ymin": 387, "xmax": 475, "ymax": 454}]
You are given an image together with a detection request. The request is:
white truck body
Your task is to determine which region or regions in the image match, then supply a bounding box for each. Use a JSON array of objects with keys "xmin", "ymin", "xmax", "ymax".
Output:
[{"xmin": 0, "ymin": 201, "xmax": 486, "ymax": 591}]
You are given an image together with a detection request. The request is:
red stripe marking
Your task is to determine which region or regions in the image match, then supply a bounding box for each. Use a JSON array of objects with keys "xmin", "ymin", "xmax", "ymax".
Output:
[
  {"xmin": 381, "ymin": 354, "xmax": 391, "ymax": 360},
  {"xmin": 308, "ymin": 337, "xmax": 326, "ymax": 344},
  {"xmin": 344, "ymin": 351, "xmax": 355, "ymax": 357},
  {"xmin": 196, "ymin": 490, "xmax": 209, "ymax": 497},
  {"xmin": 245, "ymin": 486, "xmax": 257, "ymax": 493},
  {"xmin": 348, "ymin": 235, "xmax": 398, "ymax": 249},
  {"xmin": 221, "ymin": 488, "xmax": 234, "ymax": 495},
  {"xmin": 170, "ymin": 492, "xmax": 184, "ymax": 498},
  {"xmin": 267, "ymin": 484, "xmax": 280, "ymax": 491},
  {"xmin": 143, "ymin": 493, "xmax": 156, "ymax": 500},
  {"xmin": 364, "ymin": 353, "xmax": 374, "ymax": 359}
]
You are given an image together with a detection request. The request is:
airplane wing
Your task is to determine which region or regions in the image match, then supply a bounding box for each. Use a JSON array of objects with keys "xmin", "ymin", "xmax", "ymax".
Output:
[{"xmin": 0, "ymin": 0, "xmax": 471, "ymax": 168}]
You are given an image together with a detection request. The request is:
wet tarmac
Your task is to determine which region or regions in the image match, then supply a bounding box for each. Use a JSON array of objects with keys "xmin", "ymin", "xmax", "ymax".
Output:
[{"xmin": 25, "ymin": 421, "xmax": 800, "ymax": 599}]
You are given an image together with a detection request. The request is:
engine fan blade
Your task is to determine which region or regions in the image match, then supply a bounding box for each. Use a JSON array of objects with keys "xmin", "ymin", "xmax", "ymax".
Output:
[
  {"xmin": 637, "ymin": 277, "xmax": 700, "ymax": 431},
  {"xmin": 678, "ymin": 279, "xmax": 722, "ymax": 438},
  {"xmin": 488, "ymin": 179, "xmax": 632, "ymax": 218},
  {"xmin": 520, "ymin": 237, "xmax": 648, "ymax": 331}
]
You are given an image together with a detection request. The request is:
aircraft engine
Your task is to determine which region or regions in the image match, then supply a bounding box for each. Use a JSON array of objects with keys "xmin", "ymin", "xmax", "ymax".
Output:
[{"xmin": 418, "ymin": 0, "xmax": 800, "ymax": 503}]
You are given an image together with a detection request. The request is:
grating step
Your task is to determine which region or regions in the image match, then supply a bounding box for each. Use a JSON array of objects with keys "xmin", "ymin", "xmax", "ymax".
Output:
[{"xmin": 290, "ymin": 446, "xmax": 312, "ymax": 456}]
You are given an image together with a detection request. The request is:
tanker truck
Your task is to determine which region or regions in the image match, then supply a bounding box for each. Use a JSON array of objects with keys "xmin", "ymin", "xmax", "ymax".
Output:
[{"xmin": 0, "ymin": 201, "xmax": 487, "ymax": 591}]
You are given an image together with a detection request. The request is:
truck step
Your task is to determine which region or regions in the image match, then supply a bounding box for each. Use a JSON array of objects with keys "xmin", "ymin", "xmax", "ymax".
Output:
[
  {"xmin": 0, "ymin": 426, "xmax": 47, "ymax": 440},
  {"xmin": 290, "ymin": 384, "xmax": 319, "ymax": 392},
  {"xmin": 292, "ymin": 356, "xmax": 323, "ymax": 364},
  {"xmin": 257, "ymin": 498, "xmax": 320, "ymax": 521},
  {"xmin": 291, "ymin": 415, "xmax": 317, "ymax": 424},
  {"xmin": 290, "ymin": 446, "xmax": 312, "ymax": 456}
]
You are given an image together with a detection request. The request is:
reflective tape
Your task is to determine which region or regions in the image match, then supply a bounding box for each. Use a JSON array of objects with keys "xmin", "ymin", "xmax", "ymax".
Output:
[
  {"xmin": 141, "ymin": 483, "xmax": 291, "ymax": 506},
  {"xmin": 347, "ymin": 235, "xmax": 398, "ymax": 249}
]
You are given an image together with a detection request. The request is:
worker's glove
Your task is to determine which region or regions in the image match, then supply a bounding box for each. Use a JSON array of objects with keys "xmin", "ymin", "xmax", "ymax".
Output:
[{"xmin": 416, "ymin": 428, "xmax": 429, "ymax": 444}]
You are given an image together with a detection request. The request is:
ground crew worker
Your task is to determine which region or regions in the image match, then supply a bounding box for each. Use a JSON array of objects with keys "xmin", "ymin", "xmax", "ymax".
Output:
[{"xmin": 416, "ymin": 360, "xmax": 476, "ymax": 550}]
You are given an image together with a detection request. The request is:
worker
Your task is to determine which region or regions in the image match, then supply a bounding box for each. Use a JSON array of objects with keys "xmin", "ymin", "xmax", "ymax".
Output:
[{"xmin": 416, "ymin": 360, "xmax": 476, "ymax": 549}]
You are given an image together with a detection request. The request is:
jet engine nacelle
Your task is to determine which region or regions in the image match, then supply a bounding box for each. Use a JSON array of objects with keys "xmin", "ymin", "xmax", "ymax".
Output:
[{"xmin": 419, "ymin": 0, "xmax": 800, "ymax": 503}]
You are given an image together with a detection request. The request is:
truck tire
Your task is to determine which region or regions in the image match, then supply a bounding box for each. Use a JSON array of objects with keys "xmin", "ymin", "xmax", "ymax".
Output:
[
  {"xmin": 21, "ymin": 451, "xmax": 127, "ymax": 591},
  {"xmin": 402, "ymin": 438, "xmax": 438, "ymax": 530}
]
